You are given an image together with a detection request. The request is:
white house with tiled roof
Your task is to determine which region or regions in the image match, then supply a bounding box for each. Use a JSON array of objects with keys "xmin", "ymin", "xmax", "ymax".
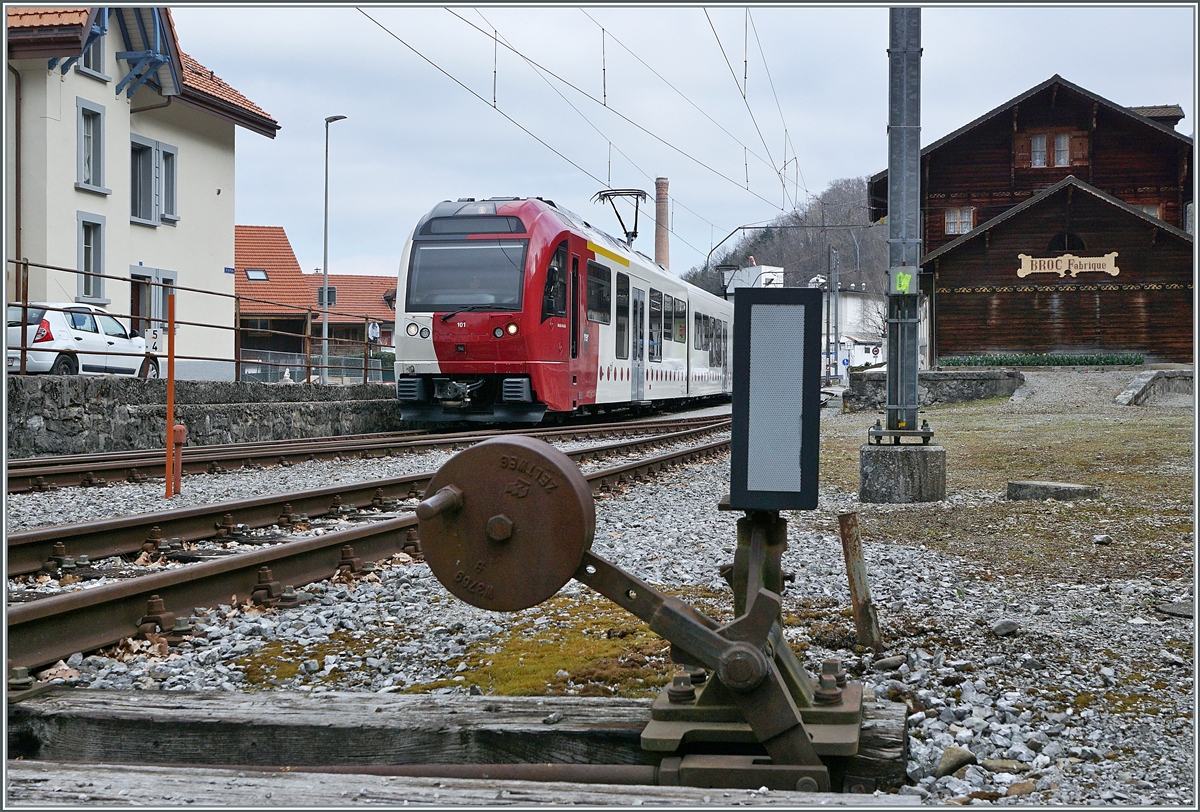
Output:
[{"xmin": 5, "ymin": 7, "xmax": 279, "ymax": 379}]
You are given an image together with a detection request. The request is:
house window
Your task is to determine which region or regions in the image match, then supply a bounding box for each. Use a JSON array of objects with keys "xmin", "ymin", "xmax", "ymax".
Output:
[
  {"xmin": 1054, "ymin": 134, "xmax": 1070, "ymax": 167},
  {"xmin": 246, "ymin": 318, "xmax": 270, "ymax": 334},
  {"xmin": 130, "ymin": 135, "xmax": 179, "ymax": 226},
  {"xmin": 245, "ymin": 268, "xmax": 269, "ymax": 281},
  {"xmin": 1048, "ymin": 232, "xmax": 1086, "ymax": 252},
  {"xmin": 131, "ymin": 138, "xmax": 154, "ymax": 222},
  {"xmin": 945, "ymin": 207, "xmax": 973, "ymax": 235},
  {"xmin": 75, "ymin": 99, "xmax": 108, "ymax": 194},
  {"xmin": 76, "ymin": 212, "xmax": 107, "ymax": 303},
  {"xmin": 78, "ymin": 32, "xmax": 110, "ymax": 81},
  {"xmin": 161, "ymin": 144, "xmax": 178, "ymax": 221},
  {"xmin": 1031, "ymin": 134, "xmax": 1047, "ymax": 168},
  {"xmin": 131, "ymin": 266, "xmax": 178, "ymax": 333},
  {"xmin": 1135, "ymin": 204, "xmax": 1161, "ymax": 219},
  {"xmin": 1020, "ymin": 131, "xmax": 1087, "ymax": 170}
]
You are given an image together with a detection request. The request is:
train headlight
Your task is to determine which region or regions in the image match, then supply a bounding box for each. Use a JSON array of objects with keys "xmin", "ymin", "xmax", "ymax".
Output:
[
  {"xmin": 506, "ymin": 322, "xmax": 519, "ymax": 335},
  {"xmin": 493, "ymin": 327, "xmax": 504, "ymax": 338},
  {"xmin": 406, "ymin": 322, "xmax": 419, "ymax": 336},
  {"xmin": 419, "ymin": 327, "xmax": 430, "ymax": 339}
]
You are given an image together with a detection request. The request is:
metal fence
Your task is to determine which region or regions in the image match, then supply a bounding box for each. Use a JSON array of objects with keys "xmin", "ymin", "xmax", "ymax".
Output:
[
  {"xmin": 7, "ymin": 258, "xmax": 395, "ymax": 385},
  {"xmin": 238, "ymin": 349, "xmax": 389, "ymax": 384}
]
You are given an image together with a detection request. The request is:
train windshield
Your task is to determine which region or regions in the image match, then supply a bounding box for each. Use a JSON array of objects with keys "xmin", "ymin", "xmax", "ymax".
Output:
[{"xmin": 406, "ymin": 240, "xmax": 527, "ymax": 311}]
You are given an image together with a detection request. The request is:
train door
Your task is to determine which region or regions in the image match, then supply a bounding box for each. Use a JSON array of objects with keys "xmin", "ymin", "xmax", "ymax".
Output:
[
  {"xmin": 631, "ymin": 287, "xmax": 645, "ymax": 401},
  {"xmin": 570, "ymin": 259, "xmax": 580, "ymax": 361}
]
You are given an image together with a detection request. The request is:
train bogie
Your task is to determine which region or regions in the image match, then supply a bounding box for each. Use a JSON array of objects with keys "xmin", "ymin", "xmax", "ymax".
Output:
[{"xmin": 395, "ymin": 197, "xmax": 732, "ymax": 423}]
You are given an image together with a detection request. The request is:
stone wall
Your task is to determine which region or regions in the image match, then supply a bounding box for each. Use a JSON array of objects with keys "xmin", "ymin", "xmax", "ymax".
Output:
[
  {"xmin": 843, "ymin": 369, "xmax": 1026, "ymax": 413},
  {"xmin": 5, "ymin": 376, "xmax": 405, "ymax": 458},
  {"xmin": 1113, "ymin": 369, "xmax": 1194, "ymax": 406}
]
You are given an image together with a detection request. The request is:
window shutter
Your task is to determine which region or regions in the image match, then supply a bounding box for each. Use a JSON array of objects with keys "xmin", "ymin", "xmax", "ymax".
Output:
[
  {"xmin": 1070, "ymin": 134, "xmax": 1089, "ymax": 167},
  {"xmin": 1014, "ymin": 135, "xmax": 1031, "ymax": 169}
]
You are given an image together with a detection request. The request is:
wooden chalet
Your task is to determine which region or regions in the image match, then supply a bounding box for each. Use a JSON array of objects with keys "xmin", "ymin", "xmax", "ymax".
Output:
[{"xmin": 869, "ymin": 75, "xmax": 1193, "ymax": 363}]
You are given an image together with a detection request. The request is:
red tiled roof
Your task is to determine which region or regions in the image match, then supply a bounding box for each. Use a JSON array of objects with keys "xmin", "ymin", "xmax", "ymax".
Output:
[
  {"xmin": 6, "ymin": 7, "xmax": 90, "ymax": 27},
  {"xmin": 309, "ymin": 274, "xmax": 398, "ymax": 325},
  {"xmin": 234, "ymin": 225, "xmax": 317, "ymax": 316},
  {"xmin": 6, "ymin": 6, "xmax": 91, "ymax": 58},
  {"xmin": 178, "ymin": 49, "xmax": 277, "ymax": 128}
]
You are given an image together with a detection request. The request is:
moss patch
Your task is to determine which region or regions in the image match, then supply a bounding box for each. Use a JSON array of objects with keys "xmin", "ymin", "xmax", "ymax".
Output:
[{"xmin": 407, "ymin": 584, "xmax": 741, "ymax": 698}]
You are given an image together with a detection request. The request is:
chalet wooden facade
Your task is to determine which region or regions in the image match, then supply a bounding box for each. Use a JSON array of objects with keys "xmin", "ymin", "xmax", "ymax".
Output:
[{"xmin": 869, "ymin": 75, "xmax": 1193, "ymax": 363}]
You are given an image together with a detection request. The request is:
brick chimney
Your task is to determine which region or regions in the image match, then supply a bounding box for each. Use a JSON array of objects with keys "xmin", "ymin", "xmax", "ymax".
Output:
[{"xmin": 654, "ymin": 177, "xmax": 670, "ymax": 269}]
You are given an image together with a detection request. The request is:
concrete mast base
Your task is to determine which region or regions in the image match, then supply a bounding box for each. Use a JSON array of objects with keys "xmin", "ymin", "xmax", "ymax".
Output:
[{"xmin": 858, "ymin": 444, "xmax": 946, "ymax": 504}]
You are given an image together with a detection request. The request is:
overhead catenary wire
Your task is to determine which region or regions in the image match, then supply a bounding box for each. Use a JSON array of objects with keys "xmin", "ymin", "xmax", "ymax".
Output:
[
  {"xmin": 748, "ymin": 9, "xmax": 809, "ymax": 206},
  {"xmin": 444, "ymin": 8, "xmax": 784, "ymax": 212},
  {"xmin": 357, "ymin": 8, "xmax": 606, "ymax": 188},
  {"xmin": 469, "ymin": 8, "xmax": 710, "ymax": 260},
  {"xmin": 704, "ymin": 8, "xmax": 785, "ymax": 208},
  {"xmin": 578, "ymin": 9, "xmax": 781, "ymax": 187}
]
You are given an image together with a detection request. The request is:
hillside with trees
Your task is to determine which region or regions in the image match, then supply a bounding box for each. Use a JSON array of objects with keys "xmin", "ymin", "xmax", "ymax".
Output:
[{"xmin": 682, "ymin": 176, "xmax": 888, "ymax": 298}]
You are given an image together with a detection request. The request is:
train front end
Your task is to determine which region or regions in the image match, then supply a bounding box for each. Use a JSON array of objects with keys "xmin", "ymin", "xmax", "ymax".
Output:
[{"xmin": 394, "ymin": 198, "xmax": 548, "ymax": 423}]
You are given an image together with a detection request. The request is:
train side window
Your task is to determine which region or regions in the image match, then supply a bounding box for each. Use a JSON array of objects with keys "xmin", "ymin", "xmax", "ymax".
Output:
[
  {"xmin": 674, "ymin": 297, "xmax": 686, "ymax": 342},
  {"xmin": 615, "ymin": 273, "xmax": 630, "ymax": 359},
  {"xmin": 694, "ymin": 312, "xmax": 702, "ymax": 350},
  {"xmin": 586, "ymin": 261, "xmax": 612, "ymax": 324},
  {"xmin": 662, "ymin": 294, "xmax": 674, "ymax": 346},
  {"xmin": 541, "ymin": 241, "xmax": 568, "ymax": 321},
  {"xmin": 701, "ymin": 314, "xmax": 710, "ymax": 352},
  {"xmin": 648, "ymin": 289, "xmax": 663, "ymax": 362}
]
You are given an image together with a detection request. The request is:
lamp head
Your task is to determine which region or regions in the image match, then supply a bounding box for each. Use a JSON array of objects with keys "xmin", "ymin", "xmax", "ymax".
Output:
[{"xmin": 325, "ymin": 115, "xmax": 347, "ymax": 124}]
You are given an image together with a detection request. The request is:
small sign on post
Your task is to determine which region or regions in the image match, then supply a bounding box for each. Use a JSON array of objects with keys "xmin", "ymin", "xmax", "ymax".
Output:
[{"xmin": 728, "ymin": 287, "xmax": 822, "ymax": 511}]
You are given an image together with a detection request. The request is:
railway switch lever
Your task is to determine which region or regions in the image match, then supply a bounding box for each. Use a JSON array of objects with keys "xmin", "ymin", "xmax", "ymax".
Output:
[{"xmin": 417, "ymin": 436, "xmax": 868, "ymax": 792}]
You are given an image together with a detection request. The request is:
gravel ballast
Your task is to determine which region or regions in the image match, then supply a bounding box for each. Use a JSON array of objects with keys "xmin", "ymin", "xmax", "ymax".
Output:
[{"xmin": 10, "ymin": 373, "xmax": 1195, "ymax": 805}]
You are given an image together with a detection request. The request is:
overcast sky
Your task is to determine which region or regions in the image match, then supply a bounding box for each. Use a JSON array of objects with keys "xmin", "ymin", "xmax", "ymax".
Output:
[{"xmin": 169, "ymin": 4, "xmax": 1196, "ymax": 280}]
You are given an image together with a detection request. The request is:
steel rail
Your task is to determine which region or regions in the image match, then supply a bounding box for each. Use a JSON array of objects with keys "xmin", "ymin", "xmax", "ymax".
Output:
[
  {"xmin": 7, "ymin": 423, "xmax": 731, "ymax": 577},
  {"xmin": 7, "ymin": 415, "xmax": 727, "ymax": 493},
  {"xmin": 7, "ymin": 436, "xmax": 731, "ymax": 670}
]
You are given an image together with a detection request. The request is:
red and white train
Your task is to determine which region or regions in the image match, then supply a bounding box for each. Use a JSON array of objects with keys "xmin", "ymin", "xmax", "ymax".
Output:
[{"xmin": 393, "ymin": 196, "xmax": 733, "ymax": 423}]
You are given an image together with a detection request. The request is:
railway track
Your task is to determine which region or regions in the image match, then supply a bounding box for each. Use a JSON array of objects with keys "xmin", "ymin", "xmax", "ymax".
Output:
[
  {"xmin": 6, "ymin": 415, "xmax": 727, "ymax": 493},
  {"xmin": 7, "ymin": 419, "xmax": 729, "ymax": 578},
  {"xmin": 7, "ymin": 435, "xmax": 730, "ymax": 671}
]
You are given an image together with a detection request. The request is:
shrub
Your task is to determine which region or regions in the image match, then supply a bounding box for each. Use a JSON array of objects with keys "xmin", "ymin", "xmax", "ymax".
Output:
[{"xmin": 939, "ymin": 353, "xmax": 1143, "ymax": 367}]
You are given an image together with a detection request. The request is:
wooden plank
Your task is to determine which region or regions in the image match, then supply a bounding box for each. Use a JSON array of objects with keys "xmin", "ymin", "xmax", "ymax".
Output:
[
  {"xmin": 9, "ymin": 690, "xmax": 654, "ymax": 767},
  {"xmin": 10, "ymin": 689, "xmax": 911, "ymax": 792},
  {"xmin": 4, "ymin": 761, "xmax": 918, "ymax": 806}
]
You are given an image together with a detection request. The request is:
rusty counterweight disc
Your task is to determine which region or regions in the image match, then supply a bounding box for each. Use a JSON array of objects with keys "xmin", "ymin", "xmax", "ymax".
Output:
[{"xmin": 418, "ymin": 436, "xmax": 595, "ymax": 612}]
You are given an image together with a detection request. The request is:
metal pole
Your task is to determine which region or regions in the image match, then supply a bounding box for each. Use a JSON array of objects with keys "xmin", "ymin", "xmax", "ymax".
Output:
[
  {"xmin": 19, "ymin": 259, "xmax": 29, "ymax": 374},
  {"xmin": 233, "ymin": 295, "xmax": 241, "ymax": 382},
  {"xmin": 832, "ymin": 246, "xmax": 840, "ymax": 381},
  {"xmin": 884, "ymin": 6, "xmax": 924, "ymax": 436},
  {"xmin": 305, "ymin": 308, "xmax": 313, "ymax": 383},
  {"xmin": 363, "ymin": 316, "xmax": 370, "ymax": 385},
  {"xmin": 321, "ymin": 115, "xmax": 346, "ymax": 385},
  {"xmin": 164, "ymin": 292, "xmax": 176, "ymax": 499}
]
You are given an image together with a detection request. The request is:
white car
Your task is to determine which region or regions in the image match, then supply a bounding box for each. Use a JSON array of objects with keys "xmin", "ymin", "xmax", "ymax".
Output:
[{"xmin": 6, "ymin": 303, "xmax": 158, "ymax": 378}]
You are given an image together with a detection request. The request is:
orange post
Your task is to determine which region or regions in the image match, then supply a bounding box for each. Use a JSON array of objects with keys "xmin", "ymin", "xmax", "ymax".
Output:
[
  {"xmin": 172, "ymin": 424, "xmax": 187, "ymax": 494},
  {"xmin": 164, "ymin": 293, "xmax": 176, "ymax": 498}
]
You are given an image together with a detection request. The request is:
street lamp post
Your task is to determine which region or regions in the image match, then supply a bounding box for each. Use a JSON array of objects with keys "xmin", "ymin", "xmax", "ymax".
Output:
[{"xmin": 321, "ymin": 114, "xmax": 347, "ymax": 384}]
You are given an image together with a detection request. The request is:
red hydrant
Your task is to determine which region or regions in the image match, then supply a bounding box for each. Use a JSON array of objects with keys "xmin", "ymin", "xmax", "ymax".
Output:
[{"xmin": 172, "ymin": 424, "xmax": 187, "ymax": 494}]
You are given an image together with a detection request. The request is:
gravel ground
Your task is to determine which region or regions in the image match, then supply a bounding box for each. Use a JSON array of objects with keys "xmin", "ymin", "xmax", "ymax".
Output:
[{"xmin": 14, "ymin": 373, "xmax": 1196, "ymax": 805}]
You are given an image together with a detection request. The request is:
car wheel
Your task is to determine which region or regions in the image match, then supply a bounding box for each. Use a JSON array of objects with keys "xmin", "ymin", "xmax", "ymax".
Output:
[
  {"xmin": 50, "ymin": 355, "xmax": 77, "ymax": 375},
  {"xmin": 140, "ymin": 357, "xmax": 160, "ymax": 379}
]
